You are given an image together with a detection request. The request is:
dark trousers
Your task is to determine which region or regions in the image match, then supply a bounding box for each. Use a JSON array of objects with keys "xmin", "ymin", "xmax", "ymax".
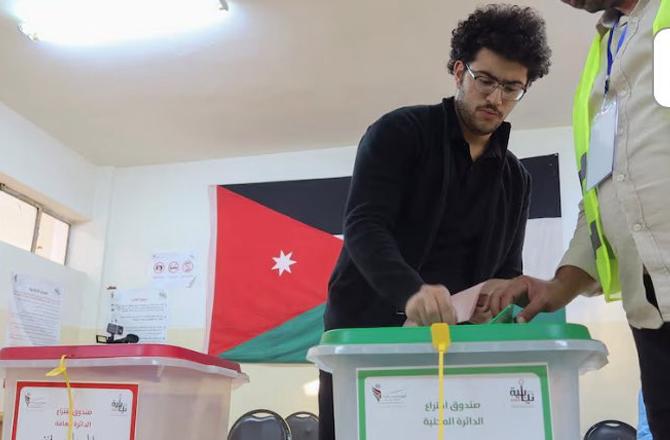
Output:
[
  {"xmin": 318, "ymin": 369, "xmax": 335, "ymax": 440},
  {"xmin": 631, "ymin": 274, "xmax": 670, "ymax": 439}
]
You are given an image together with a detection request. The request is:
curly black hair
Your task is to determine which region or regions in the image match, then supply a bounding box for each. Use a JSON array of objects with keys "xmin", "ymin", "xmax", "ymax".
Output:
[{"xmin": 447, "ymin": 4, "xmax": 552, "ymax": 84}]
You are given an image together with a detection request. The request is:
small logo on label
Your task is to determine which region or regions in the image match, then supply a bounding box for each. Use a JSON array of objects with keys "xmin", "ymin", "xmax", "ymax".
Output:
[
  {"xmin": 111, "ymin": 394, "xmax": 129, "ymax": 415},
  {"xmin": 23, "ymin": 391, "xmax": 47, "ymax": 410},
  {"xmin": 370, "ymin": 383, "xmax": 407, "ymax": 407},
  {"xmin": 371, "ymin": 384, "xmax": 382, "ymax": 402},
  {"xmin": 509, "ymin": 379, "xmax": 536, "ymax": 407}
]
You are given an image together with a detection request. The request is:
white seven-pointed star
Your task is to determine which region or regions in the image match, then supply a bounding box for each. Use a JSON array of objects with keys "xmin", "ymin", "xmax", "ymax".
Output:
[{"xmin": 272, "ymin": 250, "xmax": 296, "ymax": 276}]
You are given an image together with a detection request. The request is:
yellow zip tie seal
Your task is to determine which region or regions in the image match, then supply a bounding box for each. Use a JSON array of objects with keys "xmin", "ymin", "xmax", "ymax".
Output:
[
  {"xmin": 431, "ymin": 323, "xmax": 451, "ymax": 440},
  {"xmin": 46, "ymin": 355, "xmax": 74, "ymax": 440}
]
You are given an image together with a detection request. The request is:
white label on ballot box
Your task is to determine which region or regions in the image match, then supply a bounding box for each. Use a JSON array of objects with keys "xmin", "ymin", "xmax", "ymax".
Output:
[
  {"xmin": 358, "ymin": 365, "xmax": 552, "ymax": 440},
  {"xmin": 13, "ymin": 381, "xmax": 138, "ymax": 440}
]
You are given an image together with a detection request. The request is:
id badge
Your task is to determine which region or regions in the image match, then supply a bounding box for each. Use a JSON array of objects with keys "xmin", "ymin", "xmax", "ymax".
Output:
[{"xmin": 586, "ymin": 98, "xmax": 618, "ymax": 191}]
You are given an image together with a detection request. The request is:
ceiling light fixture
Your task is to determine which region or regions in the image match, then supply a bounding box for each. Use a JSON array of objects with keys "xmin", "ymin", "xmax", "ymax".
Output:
[{"xmin": 15, "ymin": 0, "xmax": 230, "ymax": 46}]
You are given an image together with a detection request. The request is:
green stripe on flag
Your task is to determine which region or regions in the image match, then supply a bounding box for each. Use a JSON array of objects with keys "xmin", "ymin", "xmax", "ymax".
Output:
[{"xmin": 220, "ymin": 303, "xmax": 326, "ymax": 363}]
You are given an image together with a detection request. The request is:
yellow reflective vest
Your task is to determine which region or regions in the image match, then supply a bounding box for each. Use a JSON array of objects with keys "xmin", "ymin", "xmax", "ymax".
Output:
[{"xmin": 572, "ymin": 0, "xmax": 670, "ymax": 300}]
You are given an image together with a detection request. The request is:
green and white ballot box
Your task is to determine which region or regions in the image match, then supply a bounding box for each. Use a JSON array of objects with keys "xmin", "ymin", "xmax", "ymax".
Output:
[{"xmin": 307, "ymin": 324, "xmax": 608, "ymax": 439}]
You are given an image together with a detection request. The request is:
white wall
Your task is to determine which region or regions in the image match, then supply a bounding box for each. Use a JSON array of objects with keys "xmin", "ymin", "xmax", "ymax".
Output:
[
  {"xmin": 0, "ymin": 103, "xmax": 111, "ymax": 343},
  {"xmin": 67, "ymin": 167, "xmax": 115, "ymax": 340},
  {"xmin": 0, "ymin": 103, "xmax": 99, "ymax": 222}
]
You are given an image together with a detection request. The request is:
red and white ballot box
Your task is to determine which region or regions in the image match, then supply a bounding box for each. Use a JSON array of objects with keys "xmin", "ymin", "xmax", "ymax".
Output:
[{"xmin": 0, "ymin": 344, "xmax": 248, "ymax": 440}]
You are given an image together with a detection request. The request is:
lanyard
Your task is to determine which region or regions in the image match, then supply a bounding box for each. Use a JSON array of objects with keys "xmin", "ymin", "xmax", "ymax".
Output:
[{"xmin": 605, "ymin": 17, "xmax": 628, "ymax": 95}]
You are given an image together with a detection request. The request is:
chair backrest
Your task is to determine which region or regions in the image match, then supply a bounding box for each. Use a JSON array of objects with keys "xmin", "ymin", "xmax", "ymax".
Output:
[
  {"xmin": 286, "ymin": 412, "xmax": 319, "ymax": 440},
  {"xmin": 584, "ymin": 420, "xmax": 637, "ymax": 440},
  {"xmin": 228, "ymin": 409, "xmax": 292, "ymax": 440}
]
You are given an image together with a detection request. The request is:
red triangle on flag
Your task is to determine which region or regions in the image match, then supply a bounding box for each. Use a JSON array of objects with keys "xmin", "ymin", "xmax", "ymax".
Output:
[{"xmin": 208, "ymin": 186, "xmax": 343, "ymax": 355}]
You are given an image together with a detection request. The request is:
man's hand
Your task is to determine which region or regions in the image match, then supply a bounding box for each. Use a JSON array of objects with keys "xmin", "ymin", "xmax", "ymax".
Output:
[
  {"xmin": 469, "ymin": 291, "xmax": 494, "ymax": 324},
  {"xmin": 483, "ymin": 267, "xmax": 596, "ymax": 323},
  {"xmin": 484, "ymin": 276, "xmax": 557, "ymax": 323},
  {"xmin": 405, "ymin": 284, "xmax": 457, "ymax": 326}
]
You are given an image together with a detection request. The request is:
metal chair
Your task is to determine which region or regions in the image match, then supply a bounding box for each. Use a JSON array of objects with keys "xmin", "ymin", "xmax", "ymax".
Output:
[
  {"xmin": 583, "ymin": 420, "xmax": 637, "ymax": 440},
  {"xmin": 286, "ymin": 412, "xmax": 319, "ymax": 440},
  {"xmin": 228, "ymin": 409, "xmax": 292, "ymax": 440}
]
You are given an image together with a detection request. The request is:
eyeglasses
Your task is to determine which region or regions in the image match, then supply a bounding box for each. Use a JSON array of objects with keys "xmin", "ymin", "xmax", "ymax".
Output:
[{"xmin": 465, "ymin": 64, "xmax": 527, "ymax": 102}]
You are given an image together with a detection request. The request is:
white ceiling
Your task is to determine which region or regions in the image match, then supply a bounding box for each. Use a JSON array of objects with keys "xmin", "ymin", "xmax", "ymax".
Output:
[{"xmin": 0, "ymin": 0, "xmax": 599, "ymax": 167}]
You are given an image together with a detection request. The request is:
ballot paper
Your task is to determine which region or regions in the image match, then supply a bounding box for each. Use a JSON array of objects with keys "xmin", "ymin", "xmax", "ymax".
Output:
[
  {"xmin": 404, "ymin": 283, "xmax": 488, "ymax": 325},
  {"xmin": 452, "ymin": 283, "xmax": 486, "ymax": 323}
]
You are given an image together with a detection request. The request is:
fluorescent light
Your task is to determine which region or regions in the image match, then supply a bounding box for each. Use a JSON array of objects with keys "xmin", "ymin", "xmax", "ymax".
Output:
[
  {"xmin": 302, "ymin": 379, "xmax": 320, "ymax": 397},
  {"xmin": 15, "ymin": 0, "xmax": 229, "ymax": 46}
]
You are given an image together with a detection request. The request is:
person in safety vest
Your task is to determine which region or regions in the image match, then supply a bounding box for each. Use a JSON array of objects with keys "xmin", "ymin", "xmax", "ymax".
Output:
[{"xmin": 483, "ymin": 1, "xmax": 670, "ymax": 437}]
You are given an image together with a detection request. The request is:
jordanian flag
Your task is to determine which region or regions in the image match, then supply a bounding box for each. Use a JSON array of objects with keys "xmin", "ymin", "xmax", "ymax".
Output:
[
  {"xmin": 208, "ymin": 178, "xmax": 349, "ymax": 362},
  {"xmin": 208, "ymin": 154, "xmax": 563, "ymax": 363}
]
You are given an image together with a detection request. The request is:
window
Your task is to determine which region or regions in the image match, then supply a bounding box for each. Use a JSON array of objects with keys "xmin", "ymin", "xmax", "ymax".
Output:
[
  {"xmin": 0, "ymin": 189, "xmax": 37, "ymax": 251},
  {"xmin": 0, "ymin": 184, "xmax": 71, "ymax": 264}
]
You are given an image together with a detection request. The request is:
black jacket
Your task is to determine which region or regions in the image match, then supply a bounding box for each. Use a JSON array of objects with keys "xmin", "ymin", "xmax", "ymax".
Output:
[{"xmin": 324, "ymin": 98, "xmax": 531, "ymax": 330}]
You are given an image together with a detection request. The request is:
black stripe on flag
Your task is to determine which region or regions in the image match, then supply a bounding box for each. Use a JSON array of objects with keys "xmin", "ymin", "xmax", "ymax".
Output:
[
  {"xmin": 222, "ymin": 153, "xmax": 561, "ymax": 234},
  {"xmin": 223, "ymin": 177, "xmax": 351, "ymax": 235},
  {"xmin": 523, "ymin": 154, "xmax": 561, "ymax": 219}
]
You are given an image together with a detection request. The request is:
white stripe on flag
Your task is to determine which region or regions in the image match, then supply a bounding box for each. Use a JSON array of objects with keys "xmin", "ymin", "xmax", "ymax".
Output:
[{"xmin": 522, "ymin": 217, "xmax": 564, "ymax": 279}]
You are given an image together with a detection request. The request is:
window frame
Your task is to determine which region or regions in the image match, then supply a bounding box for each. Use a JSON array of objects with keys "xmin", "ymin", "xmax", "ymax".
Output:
[{"xmin": 0, "ymin": 183, "xmax": 72, "ymax": 265}]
